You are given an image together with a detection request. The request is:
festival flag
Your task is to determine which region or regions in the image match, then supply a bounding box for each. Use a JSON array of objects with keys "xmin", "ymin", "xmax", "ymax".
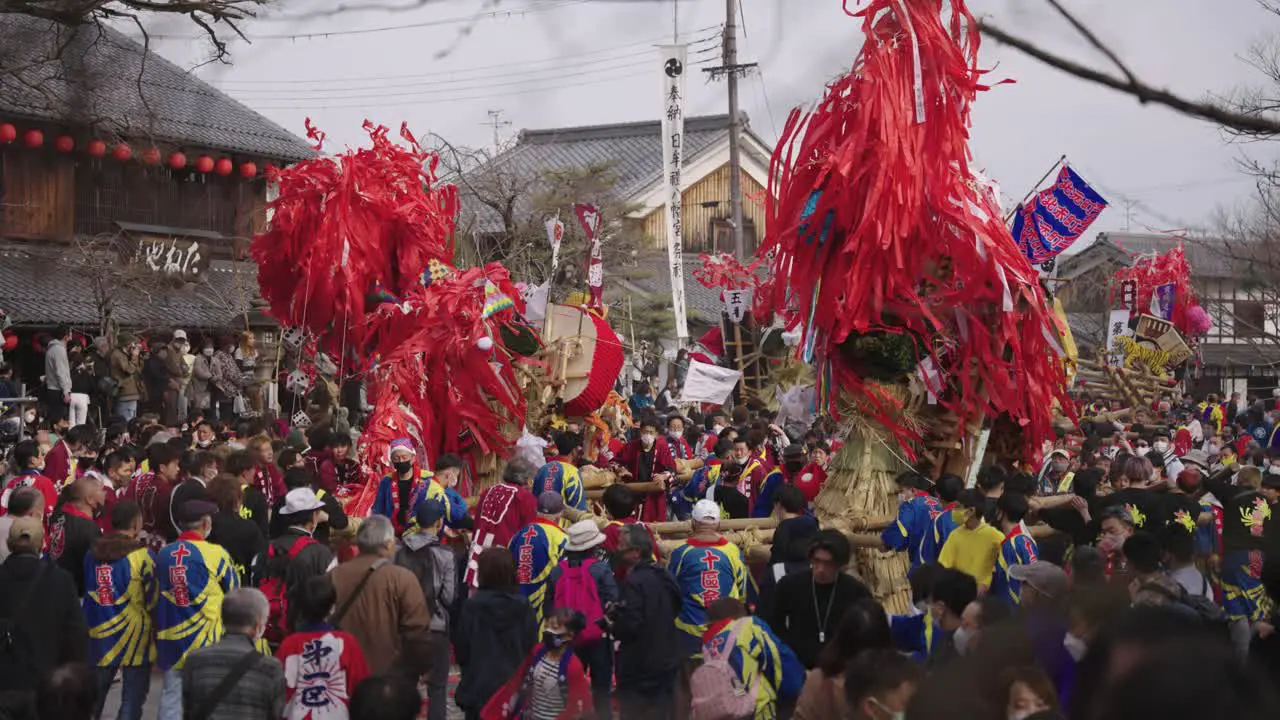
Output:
[
  {"xmin": 545, "ymin": 217, "xmax": 564, "ymax": 279},
  {"xmin": 1012, "ymin": 165, "xmax": 1108, "ymax": 264},
  {"xmin": 575, "ymin": 203, "xmax": 605, "ymax": 312}
]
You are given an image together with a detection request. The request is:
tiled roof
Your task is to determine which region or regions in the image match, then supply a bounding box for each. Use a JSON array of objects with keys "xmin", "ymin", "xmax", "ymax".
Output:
[
  {"xmin": 0, "ymin": 245, "xmax": 266, "ymax": 329},
  {"xmin": 1199, "ymin": 343, "xmax": 1280, "ymax": 368},
  {"xmin": 1065, "ymin": 312, "xmax": 1107, "ymax": 349},
  {"xmin": 1094, "ymin": 232, "xmax": 1238, "ymax": 278},
  {"xmin": 0, "ymin": 16, "xmax": 313, "ymax": 162},
  {"xmin": 461, "ymin": 114, "xmax": 754, "ymax": 233},
  {"xmin": 620, "ymin": 253, "xmax": 770, "ymax": 325}
]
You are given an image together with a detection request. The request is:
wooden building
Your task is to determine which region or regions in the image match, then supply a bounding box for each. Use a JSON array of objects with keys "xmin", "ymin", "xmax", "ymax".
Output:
[
  {"xmin": 459, "ymin": 114, "xmax": 773, "ymax": 330},
  {"xmin": 0, "ymin": 15, "xmax": 312, "ymax": 346},
  {"xmin": 1056, "ymin": 232, "xmax": 1280, "ymax": 399}
]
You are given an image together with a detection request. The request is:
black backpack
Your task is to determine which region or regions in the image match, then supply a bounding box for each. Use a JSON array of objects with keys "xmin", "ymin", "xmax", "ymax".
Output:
[
  {"xmin": 394, "ymin": 544, "xmax": 438, "ymax": 619},
  {"xmin": 1138, "ymin": 580, "xmax": 1230, "ymax": 634}
]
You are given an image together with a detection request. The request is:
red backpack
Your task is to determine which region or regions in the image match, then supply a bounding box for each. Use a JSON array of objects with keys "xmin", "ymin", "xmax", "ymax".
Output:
[
  {"xmin": 260, "ymin": 535, "xmax": 316, "ymax": 644},
  {"xmin": 553, "ymin": 558, "xmax": 605, "ymax": 647}
]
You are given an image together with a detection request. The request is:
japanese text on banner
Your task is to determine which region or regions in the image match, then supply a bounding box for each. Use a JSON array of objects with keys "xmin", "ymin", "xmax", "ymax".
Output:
[{"xmin": 660, "ymin": 44, "xmax": 690, "ymax": 342}]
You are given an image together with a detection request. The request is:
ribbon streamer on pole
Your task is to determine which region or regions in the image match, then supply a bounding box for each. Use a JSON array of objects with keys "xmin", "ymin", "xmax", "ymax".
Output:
[{"xmin": 574, "ymin": 203, "xmax": 604, "ymax": 312}]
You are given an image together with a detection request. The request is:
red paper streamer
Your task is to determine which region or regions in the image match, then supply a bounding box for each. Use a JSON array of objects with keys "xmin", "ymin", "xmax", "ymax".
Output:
[
  {"xmin": 759, "ymin": 0, "xmax": 1073, "ymax": 458},
  {"xmin": 253, "ymin": 120, "xmax": 459, "ymax": 357},
  {"xmin": 252, "ymin": 121, "xmax": 527, "ymax": 502},
  {"xmin": 1109, "ymin": 243, "xmax": 1201, "ymax": 337}
]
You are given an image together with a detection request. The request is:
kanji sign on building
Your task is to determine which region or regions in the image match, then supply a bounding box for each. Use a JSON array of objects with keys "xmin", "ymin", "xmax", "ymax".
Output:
[{"xmin": 131, "ymin": 234, "xmax": 210, "ymax": 279}]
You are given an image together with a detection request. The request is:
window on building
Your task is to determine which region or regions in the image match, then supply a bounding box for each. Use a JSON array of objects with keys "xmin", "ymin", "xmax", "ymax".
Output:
[
  {"xmin": 709, "ymin": 218, "xmax": 757, "ymax": 255},
  {"xmin": 1233, "ymin": 300, "xmax": 1266, "ymax": 338}
]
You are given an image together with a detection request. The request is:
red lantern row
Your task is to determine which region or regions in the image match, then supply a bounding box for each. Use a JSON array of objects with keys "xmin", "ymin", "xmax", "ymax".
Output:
[{"xmin": 0, "ymin": 121, "xmax": 263, "ymax": 178}]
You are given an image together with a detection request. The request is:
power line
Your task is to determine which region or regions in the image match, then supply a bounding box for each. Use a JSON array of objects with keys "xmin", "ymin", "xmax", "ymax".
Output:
[
  {"xmin": 249, "ymin": 66, "xmax": 656, "ymax": 110},
  {"xmin": 212, "ymin": 26, "xmax": 720, "ymax": 86},
  {"xmin": 231, "ymin": 55, "xmax": 666, "ymax": 102},
  {"xmin": 246, "ymin": 55, "xmax": 720, "ymax": 112},
  {"xmin": 219, "ymin": 34, "xmax": 721, "ymax": 95},
  {"xmin": 144, "ymin": 0, "xmax": 589, "ymax": 41}
]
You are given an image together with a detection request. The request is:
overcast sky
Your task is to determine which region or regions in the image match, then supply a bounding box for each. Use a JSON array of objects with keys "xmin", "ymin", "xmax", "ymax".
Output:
[{"xmin": 134, "ymin": 0, "xmax": 1278, "ymax": 237}]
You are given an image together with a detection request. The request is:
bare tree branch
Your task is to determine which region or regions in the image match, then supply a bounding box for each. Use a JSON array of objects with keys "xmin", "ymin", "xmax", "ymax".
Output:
[
  {"xmin": 979, "ymin": 19, "xmax": 1280, "ymax": 136},
  {"xmin": 1041, "ymin": 0, "xmax": 1138, "ymax": 89},
  {"xmin": 0, "ymin": 0, "xmax": 266, "ymax": 62}
]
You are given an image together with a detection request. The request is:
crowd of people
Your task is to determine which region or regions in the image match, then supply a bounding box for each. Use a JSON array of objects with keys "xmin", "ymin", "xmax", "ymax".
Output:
[
  {"xmin": 0, "ymin": 372, "xmax": 1279, "ymax": 720},
  {"xmin": 1, "ymin": 326, "xmax": 320, "ymax": 434}
]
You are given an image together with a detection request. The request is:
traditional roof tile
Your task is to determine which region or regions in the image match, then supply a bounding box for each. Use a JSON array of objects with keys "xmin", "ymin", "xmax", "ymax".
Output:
[
  {"xmin": 0, "ymin": 16, "xmax": 313, "ymax": 162},
  {"xmin": 0, "ymin": 245, "xmax": 263, "ymax": 328},
  {"xmin": 460, "ymin": 114, "xmax": 759, "ymax": 233}
]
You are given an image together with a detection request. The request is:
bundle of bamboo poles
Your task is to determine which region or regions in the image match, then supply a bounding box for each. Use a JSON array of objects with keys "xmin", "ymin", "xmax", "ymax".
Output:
[
  {"xmin": 814, "ymin": 383, "xmax": 920, "ymax": 615},
  {"xmin": 1076, "ymin": 355, "xmax": 1174, "ymax": 410}
]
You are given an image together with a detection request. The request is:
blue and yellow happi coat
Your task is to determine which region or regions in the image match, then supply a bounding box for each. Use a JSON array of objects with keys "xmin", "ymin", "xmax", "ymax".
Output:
[
  {"xmin": 372, "ymin": 468, "xmax": 452, "ymax": 533},
  {"xmin": 84, "ymin": 546, "xmax": 157, "ymax": 668},
  {"xmin": 701, "ymin": 617, "xmax": 805, "ymax": 720},
  {"xmin": 153, "ymin": 536, "xmax": 240, "ymax": 670},
  {"xmin": 508, "ymin": 518, "xmax": 567, "ymax": 623},
  {"xmin": 991, "ymin": 522, "xmax": 1038, "ymax": 605},
  {"xmin": 668, "ymin": 537, "xmax": 748, "ymax": 641},
  {"xmin": 882, "ymin": 492, "xmax": 944, "ymax": 567},
  {"xmin": 533, "ymin": 460, "xmax": 586, "ymax": 512}
]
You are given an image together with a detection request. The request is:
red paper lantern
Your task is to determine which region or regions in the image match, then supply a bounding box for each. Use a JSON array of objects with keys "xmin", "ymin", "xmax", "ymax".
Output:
[
  {"xmin": 214, "ymin": 157, "xmax": 233, "ymax": 176},
  {"xmin": 194, "ymin": 155, "xmax": 214, "ymax": 173},
  {"xmin": 239, "ymin": 161, "xmax": 258, "ymax": 178},
  {"xmin": 87, "ymin": 139, "xmax": 107, "ymax": 158},
  {"xmin": 54, "ymin": 135, "xmax": 74, "ymax": 152},
  {"xmin": 168, "ymin": 152, "xmax": 187, "ymax": 170},
  {"xmin": 112, "ymin": 143, "xmax": 131, "ymax": 161},
  {"xmin": 22, "ymin": 129, "xmax": 43, "ymax": 148},
  {"xmin": 0, "ymin": 123, "xmax": 15, "ymax": 144},
  {"xmin": 142, "ymin": 147, "xmax": 161, "ymax": 165}
]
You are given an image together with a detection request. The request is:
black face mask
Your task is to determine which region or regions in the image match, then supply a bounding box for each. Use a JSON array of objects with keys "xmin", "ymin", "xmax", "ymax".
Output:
[
  {"xmin": 784, "ymin": 460, "xmax": 804, "ymax": 473},
  {"xmin": 392, "ymin": 460, "xmax": 413, "ymax": 476}
]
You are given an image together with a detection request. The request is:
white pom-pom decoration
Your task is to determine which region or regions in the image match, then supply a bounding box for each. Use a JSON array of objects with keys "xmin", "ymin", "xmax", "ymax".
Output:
[{"xmin": 476, "ymin": 336, "xmax": 494, "ymax": 351}]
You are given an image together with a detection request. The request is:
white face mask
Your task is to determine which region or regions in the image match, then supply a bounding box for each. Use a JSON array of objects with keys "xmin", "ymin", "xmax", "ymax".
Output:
[
  {"xmin": 202, "ymin": 348, "xmax": 214, "ymax": 357},
  {"xmin": 1153, "ymin": 441, "xmax": 1169, "ymax": 454},
  {"xmin": 1063, "ymin": 632, "xmax": 1087, "ymax": 661},
  {"xmin": 953, "ymin": 626, "xmax": 974, "ymax": 655},
  {"xmin": 640, "ymin": 434, "xmax": 656, "ymax": 447}
]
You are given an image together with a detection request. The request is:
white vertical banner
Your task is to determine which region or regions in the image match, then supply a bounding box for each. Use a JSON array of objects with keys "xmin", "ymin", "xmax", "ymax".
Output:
[
  {"xmin": 660, "ymin": 43, "xmax": 690, "ymax": 343},
  {"xmin": 545, "ymin": 217, "xmax": 564, "ymax": 279},
  {"xmin": 1105, "ymin": 309, "xmax": 1131, "ymax": 366}
]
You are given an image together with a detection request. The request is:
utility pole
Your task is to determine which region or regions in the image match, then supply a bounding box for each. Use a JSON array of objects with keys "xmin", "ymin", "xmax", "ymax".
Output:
[
  {"xmin": 482, "ymin": 109, "xmax": 511, "ymax": 151},
  {"xmin": 704, "ymin": 0, "xmax": 756, "ymax": 259}
]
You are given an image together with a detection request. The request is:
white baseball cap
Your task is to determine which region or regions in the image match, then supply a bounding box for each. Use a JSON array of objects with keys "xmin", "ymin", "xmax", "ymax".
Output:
[
  {"xmin": 692, "ymin": 499, "xmax": 721, "ymax": 523},
  {"xmin": 172, "ymin": 329, "xmax": 188, "ymax": 341},
  {"xmin": 281, "ymin": 487, "xmax": 324, "ymax": 515}
]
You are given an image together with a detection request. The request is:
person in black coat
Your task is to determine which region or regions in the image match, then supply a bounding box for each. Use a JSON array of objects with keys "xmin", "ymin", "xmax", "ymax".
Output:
[
  {"xmin": 608, "ymin": 522, "xmax": 682, "ymax": 720},
  {"xmin": 270, "ymin": 466, "xmax": 348, "ymax": 544},
  {"xmin": 0, "ymin": 517, "xmax": 87, "ymax": 720},
  {"xmin": 48, "ymin": 476, "xmax": 104, "ymax": 596},
  {"xmin": 766, "ymin": 529, "xmax": 873, "ymax": 669},
  {"xmin": 258, "ymin": 488, "xmax": 335, "ymax": 630},
  {"xmin": 454, "ymin": 547, "xmax": 538, "ymax": 720},
  {"xmin": 205, "ymin": 475, "xmax": 267, "ymax": 584}
]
